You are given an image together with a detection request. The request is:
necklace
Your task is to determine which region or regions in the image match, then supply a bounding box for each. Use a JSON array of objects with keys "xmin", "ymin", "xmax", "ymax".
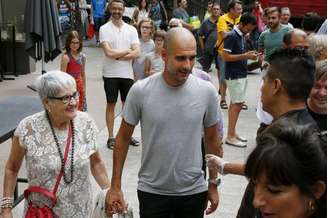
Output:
[{"xmin": 46, "ymin": 112, "xmax": 75, "ymax": 184}]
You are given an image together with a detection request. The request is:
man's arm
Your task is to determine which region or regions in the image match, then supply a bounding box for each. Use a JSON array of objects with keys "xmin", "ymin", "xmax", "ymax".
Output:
[
  {"xmin": 180, "ymin": 20, "xmax": 194, "ymax": 31},
  {"xmin": 111, "ymin": 119, "xmax": 135, "ymax": 189},
  {"xmin": 204, "ymin": 124, "xmax": 221, "ymax": 215},
  {"xmin": 198, "ymin": 36, "xmax": 205, "ymax": 51},
  {"xmin": 105, "ymin": 119, "xmax": 135, "ymax": 215},
  {"xmin": 222, "ymin": 33, "xmax": 258, "ymax": 62},
  {"xmin": 119, "ymin": 43, "xmax": 140, "ymax": 60},
  {"xmin": 101, "ymin": 41, "xmax": 131, "ymax": 59},
  {"xmin": 197, "ymin": 24, "xmax": 207, "ymax": 51},
  {"xmin": 222, "ymin": 50, "xmax": 258, "ymax": 62}
]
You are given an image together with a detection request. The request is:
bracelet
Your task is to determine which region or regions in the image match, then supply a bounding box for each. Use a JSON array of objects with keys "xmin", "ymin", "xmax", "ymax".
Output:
[
  {"xmin": 1, "ymin": 203, "xmax": 13, "ymax": 209},
  {"xmin": 1, "ymin": 197, "xmax": 13, "ymax": 209}
]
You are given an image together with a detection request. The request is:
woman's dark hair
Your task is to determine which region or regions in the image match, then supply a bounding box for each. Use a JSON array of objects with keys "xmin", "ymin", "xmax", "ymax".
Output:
[
  {"xmin": 65, "ymin": 30, "xmax": 83, "ymax": 53},
  {"xmin": 245, "ymin": 120, "xmax": 326, "ymax": 217},
  {"xmin": 302, "ymin": 12, "xmax": 321, "ymax": 32},
  {"xmin": 138, "ymin": 0, "xmax": 149, "ymax": 11}
]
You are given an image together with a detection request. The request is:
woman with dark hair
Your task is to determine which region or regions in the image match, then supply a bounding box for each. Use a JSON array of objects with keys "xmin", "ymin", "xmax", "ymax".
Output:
[
  {"xmin": 206, "ymin": 119, "xmax": 326, "ymax": 217},
  {"xmin": 245, "ymin": 121, "xmax": 326, "ymax": 218},
  {"xmin": 132, "ymin": 0, "xmax": 150, "ymax": 26}
]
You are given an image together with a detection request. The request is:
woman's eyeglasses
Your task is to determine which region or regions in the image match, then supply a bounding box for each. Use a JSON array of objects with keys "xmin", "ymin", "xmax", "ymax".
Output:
[
  {"xmin": 169, "ymin": 24, "xmax": 179, "ymax": 28},
  {"xmin": 141, "ymin": 26, "xmax": 153, "ymax": 29},
  {"xmin": 48, "ymin": 91, "xmax": 79, "ymax": 104}
]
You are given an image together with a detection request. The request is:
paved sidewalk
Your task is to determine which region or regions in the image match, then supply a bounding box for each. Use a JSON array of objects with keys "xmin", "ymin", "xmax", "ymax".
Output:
[{"xmin": 0, "ymin": 40, "xmax": 261, "ymax": 217}]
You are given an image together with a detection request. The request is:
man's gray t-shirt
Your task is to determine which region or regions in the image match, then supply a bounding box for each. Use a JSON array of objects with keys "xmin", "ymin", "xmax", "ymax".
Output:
[
  {"xmin": 258, "ymin": 24, "xmax": 291, "ymax": 61},
  {"xmin": 123, "ymin": 73, "xmax": 218, "ymax": 195}
]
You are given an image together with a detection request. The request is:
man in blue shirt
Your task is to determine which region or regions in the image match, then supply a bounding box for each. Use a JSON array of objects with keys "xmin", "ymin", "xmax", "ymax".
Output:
[
  {"xmin": 91, "ymin": 0, "xmax": 107, "ymax": 45},
  {"xmin": 222, "ymin": 13, "xmax": 257, "ymax": 147}
]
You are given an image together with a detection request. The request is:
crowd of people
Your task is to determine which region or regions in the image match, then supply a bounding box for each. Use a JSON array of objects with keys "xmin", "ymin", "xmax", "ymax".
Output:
[{"xmin": 0, "ymin": 0, "xmax": 327, "ymax": 217}]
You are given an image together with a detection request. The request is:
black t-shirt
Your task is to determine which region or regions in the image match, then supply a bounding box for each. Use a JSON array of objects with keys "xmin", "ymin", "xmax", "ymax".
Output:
[
  {"xmin": 198, "ymin": 18, "xmax": 217, "ymax": 55},
  {"xmin": 307, "ymin": 105, "xmax": 327, "ymax": 132}
]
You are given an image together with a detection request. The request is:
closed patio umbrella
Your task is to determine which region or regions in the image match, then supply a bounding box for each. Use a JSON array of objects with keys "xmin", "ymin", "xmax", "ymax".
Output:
[{"xmin": 24, "ymin": 0, "xmax": 62, "ymax": 74}]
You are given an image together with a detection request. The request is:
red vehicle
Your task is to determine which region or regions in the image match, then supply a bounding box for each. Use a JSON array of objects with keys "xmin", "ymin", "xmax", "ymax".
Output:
[{"xmin": 261, "ymin": 0, "xmax": 326, "ymax": 18}]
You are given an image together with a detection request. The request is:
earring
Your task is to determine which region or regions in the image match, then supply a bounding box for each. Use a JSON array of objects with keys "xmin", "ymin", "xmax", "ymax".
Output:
[{"xmin": 308, "ymin": 200, "xmax": 316, "ymax": 215}]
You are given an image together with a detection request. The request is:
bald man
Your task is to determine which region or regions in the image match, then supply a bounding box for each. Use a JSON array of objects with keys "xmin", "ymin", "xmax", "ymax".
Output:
[
  {"xmin": 283, "ymin": 28, "xmax": 309, "ymax": 49},
  {"xmin": 106, "ymin": 28, "xmax": 222, "ymax": 218}
]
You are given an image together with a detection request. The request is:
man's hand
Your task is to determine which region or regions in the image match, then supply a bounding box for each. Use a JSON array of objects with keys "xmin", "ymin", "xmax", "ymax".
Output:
[
  {"xmin": 244, "ymin": 51, "xmax": 258, "ymax": 60},
  {"xmin": 105, "ymin": 187, "xmax": 127, "ymax": 216},
  {"xmin": 205, "ymin": 185, "xmax": 219, "ymax": 215}
]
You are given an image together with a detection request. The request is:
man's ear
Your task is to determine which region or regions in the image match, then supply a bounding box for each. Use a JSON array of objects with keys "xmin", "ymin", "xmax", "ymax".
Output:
[
  {"xmin": 161, "ymin": 48, "xmax": 168, "ymax": 62},
  {"xmin": 273, "ymin": 78, "xmax": 282, "ymax": 95},
  {"xmin": 311, "ymin": 180, "xmax": 326, "ymax": 199}
]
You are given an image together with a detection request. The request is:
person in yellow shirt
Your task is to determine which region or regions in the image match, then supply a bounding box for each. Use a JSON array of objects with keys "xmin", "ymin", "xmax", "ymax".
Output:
[{"xmin": 216, "ymin": 0, "xmax": 242, "ymax": 109}]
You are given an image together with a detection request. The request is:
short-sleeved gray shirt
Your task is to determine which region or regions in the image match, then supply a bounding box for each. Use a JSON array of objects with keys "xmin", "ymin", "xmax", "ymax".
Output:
[{"xmin": 123, "ymin": 73, "xmax": 218, "ymax": 195}]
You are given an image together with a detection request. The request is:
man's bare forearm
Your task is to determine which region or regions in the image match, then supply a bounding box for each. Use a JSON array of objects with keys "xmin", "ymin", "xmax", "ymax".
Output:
[{"xmin": 111, "ymin": 120, "xmax": 135, "ymax": 188}]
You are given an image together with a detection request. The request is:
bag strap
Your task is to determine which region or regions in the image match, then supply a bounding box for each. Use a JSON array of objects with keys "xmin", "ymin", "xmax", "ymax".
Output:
[
  {"xmin": 24, "ymin": 124, "xmax": 72, "ymax": 206},
  {"xmin": 53, "ymin": 124, "xmax": 72, "ymax": 195},
  {"xmin": 24, "ymin": 186, "xmax": 57, "ymax": 205}
]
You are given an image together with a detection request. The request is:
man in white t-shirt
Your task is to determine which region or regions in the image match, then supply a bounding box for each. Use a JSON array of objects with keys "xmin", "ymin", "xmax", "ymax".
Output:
[{"xmin": 99, "ymin": 0, "xmax": 140, "ymax": 149}]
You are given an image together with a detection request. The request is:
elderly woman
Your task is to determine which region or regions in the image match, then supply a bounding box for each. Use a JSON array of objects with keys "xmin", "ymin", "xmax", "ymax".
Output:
[
  {"xmin": 0, "ymin": 71, "xmax": 110, "ymax": 217},
  {"xmin": 308, "ymin": 35, "xmax": 327, "ymax": 61},
  {"xmin": 245, "ymin": 121, "xmax": 326, "ymax": 218}
]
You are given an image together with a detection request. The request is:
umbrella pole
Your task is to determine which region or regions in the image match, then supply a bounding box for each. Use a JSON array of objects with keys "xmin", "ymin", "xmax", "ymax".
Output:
[{"xmin": 41, "ymin": 41, "xmax": 46, "ymax": 74}]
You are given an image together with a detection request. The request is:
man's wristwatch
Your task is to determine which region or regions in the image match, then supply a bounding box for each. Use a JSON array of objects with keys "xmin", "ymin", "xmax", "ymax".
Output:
[{"xmin": 207, "ymin": 178, "xmax": 221, "ymax": 187}]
